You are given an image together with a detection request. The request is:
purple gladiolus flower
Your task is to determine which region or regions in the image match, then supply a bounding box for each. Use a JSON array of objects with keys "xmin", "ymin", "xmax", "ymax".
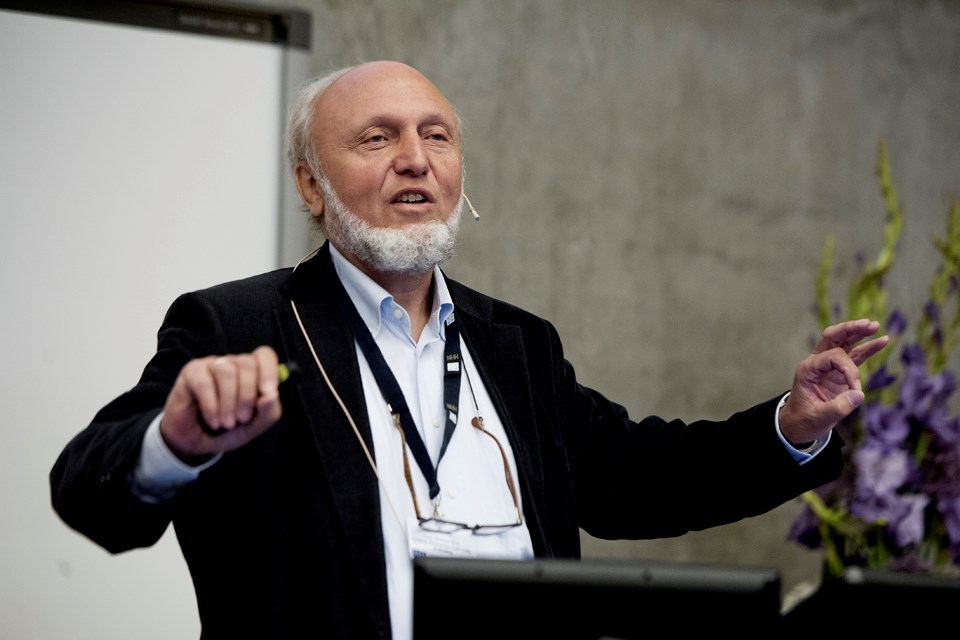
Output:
[
  {"xmin": 867, "ymin": 365, "xmax": 897, "ymax": 392},
  {"xmin": 862, "ymin": 403, "xmax": 910, "ymax": 449},
  {"xmin": 786, "ymin": 164, "xmax": 960, "ymax": 573},
  {"xmin": 900, "ymin": 369, "xmax": 956, "ymax": 424},
  {"xmin": 922, "ymin": 446, "xmax": 960, "ymax": 498},
  {"xmin": 854, "ymin": 446, "xmax": 909, "ymax": 497},
  {"xmin": 849, "ymin": 490, "xmax": 928, "ymax": 549},
  {"xmin": 886, "ymin": 310, "xmax": 907, "ymax": 336},
  {"xmin": 901, "ymin": 343, "xmax": 926, "ymax": 368},
  {"xmin": 939, "ymin": 497, "xmax": 960, "ymax": 547},
  {"xmin": 927, "ymin": 412, "xmax": 960, "ymax": 446},
  {"xmin": 890, "ymin": 494, "xmax": 929, "ymax": 547},
  {"xmin": 849, "ymin": 493, "xmax": 891, "ymax": 523}
]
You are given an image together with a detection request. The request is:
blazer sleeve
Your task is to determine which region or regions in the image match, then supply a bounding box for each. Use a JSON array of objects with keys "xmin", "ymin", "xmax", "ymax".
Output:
[
  {"xmin": 49, "ymin": 289, "xmax": 231, "ymax": 553},
  {"xmin": 540, "ymin": 317, "xmax": 845, "ymax": 541}
]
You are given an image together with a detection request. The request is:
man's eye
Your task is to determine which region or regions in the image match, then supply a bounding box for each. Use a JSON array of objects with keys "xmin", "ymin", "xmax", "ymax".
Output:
[
  {"xmin": 367, "ymin": 134, "xmax": 386, "ymax": 143},
  {"xmin": 428, "ymin": 133, "xmax": 446, "ymax": 141}
]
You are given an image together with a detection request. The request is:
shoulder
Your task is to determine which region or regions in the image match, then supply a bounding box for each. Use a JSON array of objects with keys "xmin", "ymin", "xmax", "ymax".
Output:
[
  {"xmin": 446, "ymin": 276, "xmax": 550, "ymax": 327},
  {"xmin": 173, "ymin": 267, "xmax": 293, "ymax": 308},
  {"xmin": 192, "ymin": 267, "xmax": 294, "ymax": 299},
  {"xmin": 159, "ymin": 267, "xmax": 294, "ymax": 332},
  {"xmin": 445, "ymin": 275, "xmax": 565, "ymax": 362}
]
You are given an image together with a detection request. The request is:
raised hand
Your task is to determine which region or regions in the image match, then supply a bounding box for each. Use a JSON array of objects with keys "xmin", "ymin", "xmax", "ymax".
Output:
[
  {"xmin": 779, "ymin": 319, "xmax": 889, "ymax": 446},
  {"xmin": 159, "ymin": 345, "xmax": 283, "ymax": 464}
]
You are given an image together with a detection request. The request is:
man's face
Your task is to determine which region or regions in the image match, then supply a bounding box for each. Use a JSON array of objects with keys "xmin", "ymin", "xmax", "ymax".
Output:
[{"xmin": 308, "ymin": 61, "xmax": 464, "ymax": 235}]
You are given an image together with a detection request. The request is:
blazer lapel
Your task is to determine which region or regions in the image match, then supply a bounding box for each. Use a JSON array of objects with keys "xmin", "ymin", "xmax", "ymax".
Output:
[
  {"xmin": 449, "ymin": 284, "xmax": 553, "ymax": 557},
  {"xmin": 276, "ymin": 244, "xmax": 390, "ymax": 635}
]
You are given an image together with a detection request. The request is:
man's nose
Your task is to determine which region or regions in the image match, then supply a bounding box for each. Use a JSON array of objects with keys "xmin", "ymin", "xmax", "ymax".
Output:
[{"xmin": 392, "ymin": 133, "xmax": 429, "ymax": 176}]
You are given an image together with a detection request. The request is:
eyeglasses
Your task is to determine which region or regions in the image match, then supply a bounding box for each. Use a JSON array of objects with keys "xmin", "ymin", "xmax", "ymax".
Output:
[
  {"xmin": 399, "ymin": 415, "xmax": 522, "ymax": 535},
  {"xmin": 395, "ymin": 367, "xmax": 522, "ymax": 535},
  {"xmin": 417, "ymin": 513, "xmax": 521, "ymax": 536}
]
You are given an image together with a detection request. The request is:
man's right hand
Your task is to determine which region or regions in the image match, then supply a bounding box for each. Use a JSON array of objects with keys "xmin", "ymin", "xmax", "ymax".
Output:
[{"xmin": 159, "ymin": 345, "xmax": 283, "ymax": 464}]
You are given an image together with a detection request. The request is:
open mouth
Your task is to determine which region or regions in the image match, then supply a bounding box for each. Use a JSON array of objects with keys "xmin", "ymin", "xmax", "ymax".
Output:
[{"xmin": 393, "ymin": 191, "xmax": 430, "ymax": 204}]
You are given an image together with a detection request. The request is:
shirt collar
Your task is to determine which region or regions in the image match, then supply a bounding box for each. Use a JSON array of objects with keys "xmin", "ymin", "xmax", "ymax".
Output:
[{"xmin": 328, "ymin": 243, "xmax": 455, "ymax": 340}]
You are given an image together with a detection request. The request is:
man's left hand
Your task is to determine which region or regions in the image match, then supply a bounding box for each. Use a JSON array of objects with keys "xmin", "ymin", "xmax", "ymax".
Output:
[{"xmin": 779, "ymin": 319, "xmax": 889, "ymax": 446}]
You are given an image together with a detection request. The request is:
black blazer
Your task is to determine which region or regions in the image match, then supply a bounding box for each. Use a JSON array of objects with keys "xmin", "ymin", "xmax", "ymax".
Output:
[{"xmin": 50, "ymin": 242, "xmax": 843, "ymax": 639}]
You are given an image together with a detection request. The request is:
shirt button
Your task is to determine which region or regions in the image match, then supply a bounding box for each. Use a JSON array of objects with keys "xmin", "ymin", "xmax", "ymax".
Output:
[
  {"xmin": 432, "ymin": 417, "xmax": 441, "ymax": 428},
  {"xmin": 447, "ymin": 488, "xmax": 458, "ymax": 499},
  {"xmin": 392, "ymin": 308, "xmax": 403, "ymax": 319}
]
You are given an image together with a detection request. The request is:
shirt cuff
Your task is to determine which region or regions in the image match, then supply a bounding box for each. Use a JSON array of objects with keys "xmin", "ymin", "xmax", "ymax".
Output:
[
  {"xmin": 130, "ymin": 412, "xmax": 221, "ymax": 503},
  {"xmin": 774, "ymin": 392, "xmax": 830, "ymax": 465}
]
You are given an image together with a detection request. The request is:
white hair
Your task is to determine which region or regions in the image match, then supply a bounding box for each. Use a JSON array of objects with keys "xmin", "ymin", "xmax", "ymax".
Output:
[{"xmin": 284, "ymin": 65, "xmax": 356, "ymax": 176}]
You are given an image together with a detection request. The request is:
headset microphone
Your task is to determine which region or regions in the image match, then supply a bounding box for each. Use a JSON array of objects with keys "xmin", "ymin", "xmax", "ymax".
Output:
[{"xmin": 463, "ymin": 194, "xmax": 480, "ymax": 221}]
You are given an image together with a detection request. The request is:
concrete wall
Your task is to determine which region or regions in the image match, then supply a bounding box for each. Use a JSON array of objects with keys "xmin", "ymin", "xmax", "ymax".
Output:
[{"xmin": 249, "ymin": 0, "xmax": 960, "ymax": 597}]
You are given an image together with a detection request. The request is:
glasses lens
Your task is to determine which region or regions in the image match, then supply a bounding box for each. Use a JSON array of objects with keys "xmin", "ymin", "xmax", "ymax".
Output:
[
  {"xmin": 419, "ymin": 518, "xmax": 520, "ymax": 535},
  {"xmin": 418, "ymin": 518, "xmax": 465, "ymax": 533},
  {"xmin": 471, "ymin": 523, "xmax": 521, "ymax": 536}
]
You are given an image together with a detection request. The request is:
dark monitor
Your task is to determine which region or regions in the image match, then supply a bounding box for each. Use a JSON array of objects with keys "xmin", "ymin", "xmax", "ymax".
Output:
[
  {"xmin": 782, "ymin": 566, "xmax": 960, "ymax": 631},
  {"xmin": 413, "ymin": 556, "xmax": 783, "ymax": 638}
]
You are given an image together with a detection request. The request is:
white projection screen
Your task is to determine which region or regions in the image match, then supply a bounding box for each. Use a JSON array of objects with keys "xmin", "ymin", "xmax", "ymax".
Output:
[{"xmin": 0, "ymin": 2, "xmax": 311, "ymax": 637}]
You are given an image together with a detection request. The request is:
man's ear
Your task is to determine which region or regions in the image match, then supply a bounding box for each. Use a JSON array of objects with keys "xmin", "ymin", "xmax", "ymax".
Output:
[{"xmin": 293, "ymin": 161, "xmax": 325, "ymax": 219}]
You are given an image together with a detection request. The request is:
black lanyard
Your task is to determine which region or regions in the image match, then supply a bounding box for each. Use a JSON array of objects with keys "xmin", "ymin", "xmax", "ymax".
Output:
[{"xmin": 330, "ymin": 268, "xmax": 461, "ymax": 501}]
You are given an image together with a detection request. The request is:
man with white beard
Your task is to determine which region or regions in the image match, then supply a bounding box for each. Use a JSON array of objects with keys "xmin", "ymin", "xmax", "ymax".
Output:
[{"xmin": 51, "ymin": 61, "xmax": 888, "ymax": 640}]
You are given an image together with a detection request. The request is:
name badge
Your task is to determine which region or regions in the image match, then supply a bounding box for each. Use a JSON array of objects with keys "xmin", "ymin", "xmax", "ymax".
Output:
[{"xmin": 405, "ymin": 517, "xmax": 535, "ymax": 561}]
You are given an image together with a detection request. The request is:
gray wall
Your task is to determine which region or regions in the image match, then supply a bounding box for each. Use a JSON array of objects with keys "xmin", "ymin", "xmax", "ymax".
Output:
[{"xmin": 250, "ymin": 0, "xmax": 960, "ymax": 598}]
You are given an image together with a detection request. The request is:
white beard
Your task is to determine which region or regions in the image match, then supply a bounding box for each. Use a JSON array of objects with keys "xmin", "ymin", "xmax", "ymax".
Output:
[{"xmin": 319, "ymin": 174, "xmax": 463, "ymax": 275}]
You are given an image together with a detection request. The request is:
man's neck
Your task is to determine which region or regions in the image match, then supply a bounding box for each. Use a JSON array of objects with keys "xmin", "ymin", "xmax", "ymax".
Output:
[
  {"xmin": 378, "ymin": 270, "xmax": 435, "ymax": 341},
  {"xmin": 345, "ymin": 253, "xmax": 436, "ymax": 342}
]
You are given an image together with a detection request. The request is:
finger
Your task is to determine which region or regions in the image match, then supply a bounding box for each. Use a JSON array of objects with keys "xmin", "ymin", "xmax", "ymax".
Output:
[
  {"xmin": 826, "ymin": 348, "xmax": 863, "ymax": 392},
  {"xmin": 233, "ymin": 354, "xmax": 259, "ymax": 425},
  {"xmin": 819, "ymin": 318, "xmax": 879, "ymax": 349},
  {"xmin": 201, "ymin": 350, "xmax": 280, "ymax": 435},
  {"xmin": 816, "ymin": 389, "xmax": 865, "ymax": 427},
  {"xmin": 252, "ymin": 346, "xmax": 280, "ymax": 398},
  {"xmin": 802, "ymin": 348, "xmax": 863, "ymax": 394},
  {"xmin": 814, "ymin": 319, "xmax": 880, "ymax": 353},
  {"xmin": 250, "ymin": 392, "xmax": 283, "ymax": 432},
  {"xmin": 210, "ymin": 356, "xmax": 238, "ymax": 429},
  {"xmin": 848, "ymin": 335, "xmax": 891, "ymax": 366},
  {"xmin": 217, "ymin": 378, "xmax": 282, "ymax": 442},
  {"xmin": 236, "ymin": 348, "xmax": 280, "ymax": 435},
  {"xmin": 182, "ymin": 359, "xmax": 223, "ymax": 429}
]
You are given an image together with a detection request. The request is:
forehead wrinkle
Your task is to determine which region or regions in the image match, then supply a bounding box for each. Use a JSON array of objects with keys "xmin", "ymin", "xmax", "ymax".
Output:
[{"xmin": 355, "ymin": 112, "xmax": 459, "ymax": 136}]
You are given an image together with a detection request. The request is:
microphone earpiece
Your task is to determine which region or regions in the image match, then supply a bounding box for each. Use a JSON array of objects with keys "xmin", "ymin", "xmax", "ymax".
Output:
[{"xmin": 463, "ymin": 193, "xmax": 480, "ymax": 221}]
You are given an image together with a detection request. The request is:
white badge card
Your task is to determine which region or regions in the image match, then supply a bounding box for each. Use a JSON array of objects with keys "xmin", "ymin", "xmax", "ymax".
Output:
[{"xmin": 405, "ymin": 517, "xmax": 535, "ymax": 561}]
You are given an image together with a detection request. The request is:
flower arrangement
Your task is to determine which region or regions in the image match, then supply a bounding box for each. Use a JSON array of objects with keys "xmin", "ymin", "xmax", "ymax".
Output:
[{"xmin": 787, "ymin": 140, "xmax": 960, "ymax": 577}]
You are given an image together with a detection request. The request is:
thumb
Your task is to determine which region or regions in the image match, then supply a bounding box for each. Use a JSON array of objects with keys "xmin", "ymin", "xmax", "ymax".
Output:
[
  {"xmin": 813, "ymin": 390, "xmax": 863, "ymax": 428},
  {"xmin": 846, "ymin": 389, "xmax": 865, "ymax": 409},
  {"xmin": 807, "ymin": 390, "xmax": 863, "ymax": 439}
]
